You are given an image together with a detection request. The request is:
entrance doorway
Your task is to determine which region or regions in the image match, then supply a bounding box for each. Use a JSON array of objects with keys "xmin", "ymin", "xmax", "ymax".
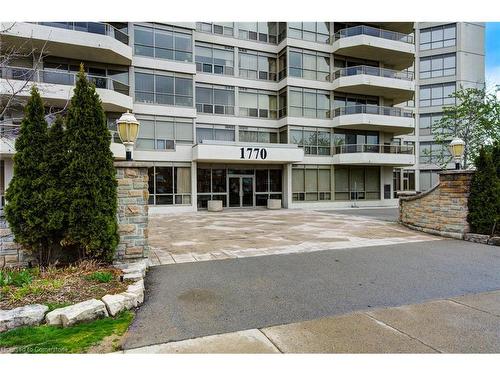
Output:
[{"xmin": 228, "ymin": 176, "xmax": 254, "ymax": 208}]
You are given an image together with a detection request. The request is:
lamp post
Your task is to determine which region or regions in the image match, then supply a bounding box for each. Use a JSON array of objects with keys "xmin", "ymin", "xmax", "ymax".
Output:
[
  {"xmin": 448, "ymin": 137, "xmax": 465, "ymax": 170},
  {"xmin": 116, "ymin": 111, "xmax": 140, "ymax": 161}
]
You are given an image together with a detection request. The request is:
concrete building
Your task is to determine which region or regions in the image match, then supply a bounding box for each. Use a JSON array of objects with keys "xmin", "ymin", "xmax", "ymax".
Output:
[{"xmin": 0, "ymin": 22, "xmax": 484, "ymax": 213}]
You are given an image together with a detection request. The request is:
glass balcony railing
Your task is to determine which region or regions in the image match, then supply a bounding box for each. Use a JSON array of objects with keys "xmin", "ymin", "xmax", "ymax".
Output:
[
  {"xmin": 334, "ymin": 25, "xmax": 414, "ymax": 44},
  {"xmin": 333, "ymin": 105, "xmax": 413, "ymax": 118},
  {"xmin": 333, "ymin": 144, "xmax": 414, "ymax": 155},
  {"xmin": 35, "ymin": 22, "xmax": 129, "ymax": 45},
  {"xmin": 0, "ymin": 66, "xmax": 130, "ymax": 96},
  {"xmin": 333, "ymin": 65, "xmax": 414, "ymax": 81}
]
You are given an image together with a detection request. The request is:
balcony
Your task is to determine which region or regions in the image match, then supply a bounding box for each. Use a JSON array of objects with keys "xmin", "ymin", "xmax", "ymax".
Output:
[
  {"xmin": 0, "ymin": 67, "xmax": 132, "ymax": 112},
  {"xmin": 332, "ymin": 25, "xmax": 415, "ymax": 70},
  {"xmin": 0, "ymin": 22, "xmax": 132, "ymax": 65},
  {"xmin": 332, "ymin": 105, "xmax": 414, "ymax": 135},
  {"xmin": 332, "ymin": 66, "xmax": 414, "ymax": 104},
  {"xmin": 332, "ymin": 144, "xmax": 415, "ymax": 166}
]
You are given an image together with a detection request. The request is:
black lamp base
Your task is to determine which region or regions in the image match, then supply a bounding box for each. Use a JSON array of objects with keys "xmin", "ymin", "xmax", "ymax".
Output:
[{"xmin": 126, "ymin": 150, "xmax": 132, "ymax": 161}]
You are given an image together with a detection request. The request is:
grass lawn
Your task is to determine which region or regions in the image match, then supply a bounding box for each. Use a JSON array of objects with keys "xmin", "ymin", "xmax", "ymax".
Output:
[{"xmin": 0, "ymin": 311, "xmax": 134, "ymax": 354}]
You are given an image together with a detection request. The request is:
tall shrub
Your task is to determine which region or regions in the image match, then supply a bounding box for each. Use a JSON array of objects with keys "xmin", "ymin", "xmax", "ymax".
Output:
[
  {"xmin": 467, "ymin": 148, "xmax": 500, "ymax": 235},
  {"xmin": 4, "ymin": 86, "xmax": 50, "ymax": 264},
  {"xmin": 63, "ymin": 65, "xmax": 118, "ymax": 261}
]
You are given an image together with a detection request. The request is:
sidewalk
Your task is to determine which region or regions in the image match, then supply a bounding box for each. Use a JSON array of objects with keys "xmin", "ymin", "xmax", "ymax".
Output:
[{"xmin": 122, "ymin": 290, "xmax": 500, "ymax": 353}]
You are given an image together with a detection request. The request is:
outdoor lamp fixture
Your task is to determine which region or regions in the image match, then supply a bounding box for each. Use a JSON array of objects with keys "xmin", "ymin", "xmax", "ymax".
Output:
[
  {"xmin": 116, "ymin": 111, "xmax": 140, "ymax": 161},
  {"xmin": 449, "ymin": 138, "xmax": 465, "ymax": 170}
]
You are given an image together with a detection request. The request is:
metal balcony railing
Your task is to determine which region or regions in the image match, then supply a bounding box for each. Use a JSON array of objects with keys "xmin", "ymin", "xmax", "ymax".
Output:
[
  {"xmin": 333, "ymin": 65, "xmax": 414, "ymax": 81},
  {"xmin": 35, "ymin": 22, "xmax": 129, "ymax": 45},
  {"xmin": 333, "ymin": 105, "xmax": 413, "ymax": 118},
  {"xmin": 0, "ymin": 66, "xmax": 130, "ymax": 96},
  {"xmin": 334, "ymin": 25, "xmax": 414, "ymax": 44},
  {"xmin": 333, "ymin": 144, "xmax": 414, "ymax": 155}
]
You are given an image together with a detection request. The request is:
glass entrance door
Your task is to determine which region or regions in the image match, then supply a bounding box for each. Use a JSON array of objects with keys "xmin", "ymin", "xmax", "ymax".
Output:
[{"xmin": 228, "ymin": 176, "xmax": 254, "ymax": 207}]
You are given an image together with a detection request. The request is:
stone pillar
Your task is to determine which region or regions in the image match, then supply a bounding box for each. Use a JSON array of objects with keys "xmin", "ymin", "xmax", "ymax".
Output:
[
  {"xmin": 114, "ymin": 162, "xmax": 150, "ymax": 262},
  {"xmin": 0, "ymin": 211, "xmax": 24, "ymax": 267}
]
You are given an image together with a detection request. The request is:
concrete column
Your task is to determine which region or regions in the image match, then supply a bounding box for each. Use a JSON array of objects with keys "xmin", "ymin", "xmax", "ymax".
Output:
[
  {"xmin": 191, "ymin": 161, "xmax": 197, "ymax": 211},
  {"xmin": 283, "ymin": 163, "xmax": 292, "ymax": 208}
]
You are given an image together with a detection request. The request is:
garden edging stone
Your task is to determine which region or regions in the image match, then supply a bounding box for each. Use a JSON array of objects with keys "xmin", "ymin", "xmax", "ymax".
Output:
[{"xmin": 0, "ymin": 304, "xmax": 48, "ymax": 333}]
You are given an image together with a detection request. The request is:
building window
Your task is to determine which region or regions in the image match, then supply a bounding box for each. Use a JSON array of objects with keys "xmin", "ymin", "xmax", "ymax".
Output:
[
  {"xmin": 419, "ymin": 141, "xmax": 451, "ymax": 164},
  {"xmin": 403, "ymin": 170, "xmax": 416, "ymax": 191},
  {"xmin": 420, "ymin": 24, "xmax": 456, "ymax": 51},
  {"xmin": 278, "ymin": 49, "xmax": 287, "ymax": 81},
  {"xmin": 134, "ymin": 24, "xmax": 192, "ymax": 62},
  {"xmin": 239, "ymin": 127, "xmax": 278, "ymax": 143},
  {"xmin": 239, "ymin": 49, "xmax": 277, "ymax": 81},
  {"xmin": 420, "ymin": 53, "xmax": 456, "ymax": 79},
  {"xmin": 333, "ymin": 130, "xmax": 379, "ymax": 151},
  {"xmin": 419, "ymin": 83, "xmax": 455, "ymax": 107},
  {"xmin": 237, "ymin": 22, "xmax": 277, "ymax": 44},
  {"xmin": 195, "ymin": 43, "xmax": 234, "ymax": 76},
  {"xmin": 196, "ymin": 22, "xmax": 234, "ymax": 37},
  {"xmin": 419, "ymin": 170, "xmax": 440, "ymax": 192},
  {"xmin": 419, "ymin": 113, "xmax": 443, "ymax": 135},
  {"xmin": 148, "ymin": 165, "xmax": 191, "ymax": 205},
  {"xmin": 136, "ymin": 116, "xmax": 193, "ymax": 151},
  {"xmin": 289, "ymin": 48, "xmax": 330, "ymax": 81},
  {"xmin": 289, "ymin": 87, "xmax": 330, "ymax": 119},
  {"xmin": 278, "ymin": 89, "xmax": 287, "ymax": 118},
  {"xmin": 196, "ymin": 124, "xmax": 235, "ymax": 143},
  {"xmin": 287, "ymin": 22, "xmax": 330, "ymax": 43},
  {"xmin": 292, "ymin": 165, "xmax": 332, "ymax": 201},
  {"xmin": 334, "ymin": 166, "xmax": 380, "ymax": 200},
  {"xmin": 195, "ymin": 84, "xmax": 235, "ymax": 115},
  {"xmin": 289, "ymin": 127, "xmax": 331, "ymax": 155},
  {"xmin": 238, "ymin": 88, "xmax": 277, "ymax": 119},
  {"xmin": 134, "ymin": 70, "xmax": 193, "ymax": 107}
]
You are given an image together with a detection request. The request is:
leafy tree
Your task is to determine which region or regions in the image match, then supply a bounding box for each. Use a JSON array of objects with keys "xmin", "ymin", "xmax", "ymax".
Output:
[
  {"xmin": 491, "ymin": 141, "xmax": 500, "ymax": 178},
  {"xmin": 467, "ymin": 148, "xmax": 500, "ymax": 235},
  {"xmin": 44, "ymin": 116, "xmax": 68, "ymax": 255},
  {"xmin": 63, "ymin": 65, "xmax": 118, "ymax": 261},
  {"xmin": 430, "ymin": 87, "xmax": 500, "ymax": 169},
  {"xmin": 4, "ymin": 86, "xmax": 50, "ymax": 264}
]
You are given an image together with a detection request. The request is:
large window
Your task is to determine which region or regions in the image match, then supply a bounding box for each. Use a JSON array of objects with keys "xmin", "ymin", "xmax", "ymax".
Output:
[
  {"xmin": 134, "ymin": 70, "xmax": 193, "ymax": 107},
  {"xmin": 333, "ymin": 94, "xmax": 379, "ymax": 115},
  {"xmin": 255, "ymin": 169, "xmax": 282, "ymax": 206},
  {"xmin": 195, "ymin": 84, "xmax": 235, "ymax": 115},
  {"xmin": 148, "ymin": 165, "xmax": 191, "ymax": 205},
  {"xmin": 239, "ymin": 49, "xmax": 277, "ymax": 81},
  {"xmin": 420, "ymin": 24, "xmax": 456, "ymax": 51},
  {"xmin": 136, "ymin": 116, "xmax": 193, "ymax": 151},
  {"xmin": 278, "ymin": 49, "xmax": 287, "ymax": 80},
  {"xmin": 419, "ymin": 170, "xmax": 440, "ymax": 192},
  {"xmin": 238, "ymin": 88, "xmax": 277, "ymax": 119},
  {"xmin": 419, "ymin": 113, "xmax": 443, "ymax": 135},
  {"xmin": 419, "ymin": 83, "xmax": 455, "ymax": 107},
  {"xmin": 334, "ymin": 166, "xmax": 380, "ymax": 200},
  {"xmin": 196, "ymin": 22, "xmax": 234, "ymax": 37},
  {"xmin": 239, "ymin": 127, "xmax": 278, "ymax": 143},
  {"xmin": 419, "ymin": 141, "xmax": 451, "ymax": 164},
  {"xmin": 237, "ymin": 22, "xmax": 277, "ymax": 44},
  {"xmin": 196, "ymin": 124, "xmax": 235, "ymax": 143},
  {"xmin": 289, "ymin": 48, "xmax": 330, "ymax": 81},
  {"xmin": 292, "ymin": 165, "xmax": 331, "ymax": 201},
  {"xmin": 420, "ymin": 53, "xmax": 456, "ymax": 79},
  {"xmin": 289, "ymin": 87, "xmax": 330, "ymax": 118},
  {"xmin": 134, "ymin": 24, "xmax": 192, "ymax": 62},
  {"xmin": 289, "ymin": 127, "xmax": 331, "ymax": 155},
  {"xmin": 195, "ymin": 43, "xmax": 234, "ymax": 76},
  {"xmin": 288, "ymin": 22, "xmax": 330, "ymax": 43},
  {"xmin": 333, "ymin": 130, "xmax": 379, "ymax": 150}
]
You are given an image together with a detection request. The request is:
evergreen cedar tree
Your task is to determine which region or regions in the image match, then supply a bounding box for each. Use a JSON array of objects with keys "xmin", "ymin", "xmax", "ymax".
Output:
[
  {"xmin": 63, "ymin": 65, "xmax": 119, "ymax": 261},
  {"xmin": 467, "ymin": 147, "xmax": 500, "ymax": 235},
  {"xmin": 4, "ymin": 86, "xmax": 51, "ymax": 264}
]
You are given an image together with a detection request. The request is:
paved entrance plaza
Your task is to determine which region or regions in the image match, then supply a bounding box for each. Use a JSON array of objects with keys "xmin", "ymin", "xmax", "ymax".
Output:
[{"xmin": 148, "ymin": 209, "xmax": 439, "ymax": 265}]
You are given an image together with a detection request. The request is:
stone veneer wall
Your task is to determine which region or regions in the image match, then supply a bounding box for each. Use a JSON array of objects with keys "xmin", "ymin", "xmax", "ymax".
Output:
[
  {"xmin": 114, "ymin": 162, "xmax": 150, "ymax": 262},
  {"xmin": 399, "ymin": 170, "xmax": 475, "ymax": 239},
  {"xmin": 0, "ymin": 162, "xmax": 150, "ymax": 267}
]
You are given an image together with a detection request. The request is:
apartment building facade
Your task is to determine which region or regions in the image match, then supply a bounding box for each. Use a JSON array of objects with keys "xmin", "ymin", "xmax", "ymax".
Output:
[
  {"xmin": 0, "ymin": 22, "xmax": 484, "ymax": 213},
  {"xmin": 394, "ymin": 22, "xmax": 485, "ymax": 194}
]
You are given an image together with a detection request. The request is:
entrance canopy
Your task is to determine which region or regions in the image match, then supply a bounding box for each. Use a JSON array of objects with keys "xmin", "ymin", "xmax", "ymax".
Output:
[{"xmin": 192, "ymin": 141, "xmax": 304, "ymax": 164}]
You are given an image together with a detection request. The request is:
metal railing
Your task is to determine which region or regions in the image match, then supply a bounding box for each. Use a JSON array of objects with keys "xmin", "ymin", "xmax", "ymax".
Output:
[
  {"xmin": 333, "ymin": 105, "xmax": 413, "ymax": 118},
  {"xmin": 334, "ymin": 25, "xmax": 414, "ymax": 44},
  {"xmin": 333, "ymin": 65, "xmax": 414, "ymax": 81},
  {"xmin": 35, "ymin": 22, "xmax": 129, "ymax": 45},
  {"xmin": 333, "ymin": 144, "xmax": 414, "ymax": 155},
  {"xmin": 0, "ymin": 66, "xmax": 130, "ymax": 96}
]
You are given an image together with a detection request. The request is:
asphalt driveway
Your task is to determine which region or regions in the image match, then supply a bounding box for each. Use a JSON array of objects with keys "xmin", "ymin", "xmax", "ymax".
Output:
[{"xmin": 124, "ymin": 239, "xmax": 500, "ymax": 349}]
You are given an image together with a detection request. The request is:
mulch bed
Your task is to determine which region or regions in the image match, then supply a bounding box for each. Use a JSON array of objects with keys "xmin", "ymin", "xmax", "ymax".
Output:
[{"xmin": 0, "ymin": 261, "xmax": 131, "ymax": 310}]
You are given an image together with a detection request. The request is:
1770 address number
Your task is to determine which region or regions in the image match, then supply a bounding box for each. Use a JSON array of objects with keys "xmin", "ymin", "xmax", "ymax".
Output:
[{"xmin": 240, "ymin": 147, "xmax": 268, "ymax": 160}]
